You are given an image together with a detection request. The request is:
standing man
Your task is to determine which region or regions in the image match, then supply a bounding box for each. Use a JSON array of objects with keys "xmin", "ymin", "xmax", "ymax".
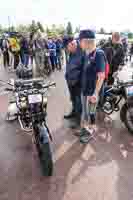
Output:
[
  {"xmin": 101, "ymin": 32, "xmax": 124, "ymax": 85},
  {"xmin": 130, "ymin": 42, "xmax": 133, "ymax": 61},
  {"xmin": 1, "ymin": 35, "xmax": 10, "ymax": 68},
  {"xmin": 33, "ymin": 32, "xmax": 46, "ymax": 77},
  {"xmin": 79, "ymin": 30, "xmax": 106, "ymax": 143},
  {"xmin": 55, "ymin": 38, "xmax": 62, "ymax": 70},
  {"xmin": 9, "ymin": 35, "xmax": 20, "ymax": 70},
  {"xmin": 48, "ymin": 38, "xmax": 57, "ymax": 71},
  {"xmin": 20, "ymin": 34, "xmax": 30, "ymax": 67},
  {"xmin": 63, "ymin": 36, "xmax": 84, "ymax": 126}
]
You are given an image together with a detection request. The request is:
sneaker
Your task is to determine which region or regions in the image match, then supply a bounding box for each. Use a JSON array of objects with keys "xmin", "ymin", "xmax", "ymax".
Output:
[
  {"xmin": 80, "ymin": 128, "xmax": 94, "ymax": 144},
  {"xmin": 64, "ymin": 111, "xmax": 76, "ymax": 119}
]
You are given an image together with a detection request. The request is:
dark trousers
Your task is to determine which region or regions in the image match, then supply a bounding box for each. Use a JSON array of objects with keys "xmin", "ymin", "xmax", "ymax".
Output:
[
  {"xmin": 56, "ymin": 53, "xmax": 62, "ymax": 70},
  {"xmin": 3, "ymin": 51, "xmax": 9, "ymax": 67},
  {"xmin": 13, "ymin": 52, "xmax": 20, "ymax": 69},
  {"xmin": 50, "ymin": 55, "xmax": 57, "ymax": 71},
  {"xmin": 68, "ymin": 82, "xmax": 82, "ymax": 118}
]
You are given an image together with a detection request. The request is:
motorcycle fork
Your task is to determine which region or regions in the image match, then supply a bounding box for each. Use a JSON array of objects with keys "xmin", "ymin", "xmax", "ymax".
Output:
[{"xmin": 114, "ymin": 96, "xmax": 123, "ymax": 111}]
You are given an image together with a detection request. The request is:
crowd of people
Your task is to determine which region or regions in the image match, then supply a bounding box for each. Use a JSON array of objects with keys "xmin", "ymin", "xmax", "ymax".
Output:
[
  {"xmin": 0, "ymin": 32, "xmax": 63, "ymax": 77},
  {"xmin": 0, "ymin": 29, "xmax": 131, "ymax": 144},
  {"xmin": 63, "ymin": 30, "xmax": 127, "ymax": 144}
]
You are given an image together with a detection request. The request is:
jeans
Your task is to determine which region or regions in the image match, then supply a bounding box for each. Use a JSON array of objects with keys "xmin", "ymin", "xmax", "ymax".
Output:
[
  {"xmin": 3, "ymin": 50, "xmax": 9, "ymax": 67},
  {"xmin": 50, "ymin": 55, "xmax": 57, "ymax": 71},
  {"xmin": 21, "ymin": 53, "xmax": 29, "ymax": 67},
  {"xmin": 56, "ymin": 53, "xmax": 62, "ymax": 69},
  {"xmin": 81, "ymin": 95, "xmax": 97, "ymax": 124}
]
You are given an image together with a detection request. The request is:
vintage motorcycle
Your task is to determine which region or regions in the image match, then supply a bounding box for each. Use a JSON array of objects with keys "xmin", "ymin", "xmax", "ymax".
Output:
[
  {"xmin": 100, "ymin": 73, "xmax": 133, "ymax": 134},
  {"xmin": 5, "ymin": 78, "xmax": 56, "ymax": 176}
]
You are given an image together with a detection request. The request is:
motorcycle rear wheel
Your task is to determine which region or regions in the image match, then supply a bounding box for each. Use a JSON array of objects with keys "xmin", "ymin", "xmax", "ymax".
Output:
[{"xmin": 120, "ymin": 103, "xmax": 133, "ymax": 135}]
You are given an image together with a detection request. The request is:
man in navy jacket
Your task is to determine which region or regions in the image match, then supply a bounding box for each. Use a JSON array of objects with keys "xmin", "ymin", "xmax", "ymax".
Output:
[{"xmin": 63, "ymin": 36, "xmax": 84, "ymax": 126}]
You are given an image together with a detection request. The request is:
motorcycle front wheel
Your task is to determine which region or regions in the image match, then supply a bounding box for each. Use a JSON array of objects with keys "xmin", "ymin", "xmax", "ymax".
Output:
[
  {"xmin": 120, "ymin": 103, "xmax": 133, "ymax": 135},
  {"xmin": 34, "ymin": 125, "xmax": 53, "ymax": 176}
]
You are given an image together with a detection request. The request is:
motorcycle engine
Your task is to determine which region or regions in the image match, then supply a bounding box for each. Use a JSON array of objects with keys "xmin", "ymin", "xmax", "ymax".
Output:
[
  {"xmin": 102, "ymin": 96, "xmax": 117, "ymax": 115},
  {"xmin": 20, "ymin": 97, "xmax": 27, "ymax": 109}
]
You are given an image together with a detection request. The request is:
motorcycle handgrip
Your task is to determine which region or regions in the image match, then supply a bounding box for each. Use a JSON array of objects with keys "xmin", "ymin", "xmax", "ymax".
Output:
[
  {"xmin": 15, "ymin": 78, "xmax": 44, "ymax": 87},
  {"xmin": 5, "ymin": 88, "xmax": 13, "ymax": 91},
  {"xmin": 43, "ymin": 82, "xmax": 56, "ymax": 89}
]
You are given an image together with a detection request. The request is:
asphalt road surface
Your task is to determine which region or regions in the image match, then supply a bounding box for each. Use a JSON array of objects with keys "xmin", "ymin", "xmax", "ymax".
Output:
[{"xmin": 0, "ymin": 64, "xmax": 133, "ymax": 200}]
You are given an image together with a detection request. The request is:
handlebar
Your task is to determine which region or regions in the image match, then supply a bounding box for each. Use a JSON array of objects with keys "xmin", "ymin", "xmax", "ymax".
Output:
[{"xmin": 42, "ymin": 82, "xmax": 56, "ymax": 89}]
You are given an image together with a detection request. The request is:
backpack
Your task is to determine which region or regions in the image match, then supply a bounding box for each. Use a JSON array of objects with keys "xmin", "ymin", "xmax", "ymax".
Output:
[{"xmin": 93, "ymin": 49, "xmax": 110, "ymax": 80}]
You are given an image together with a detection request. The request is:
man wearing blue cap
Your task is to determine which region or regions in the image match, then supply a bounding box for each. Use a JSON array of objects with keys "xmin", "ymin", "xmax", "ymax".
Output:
[
  {"xmin": 79, "ymin": 29, "xmax": 106, "ymax": 143},
  {"xmin": 63, "ymin": 36, "xmax": 84, "ymax": 127}
]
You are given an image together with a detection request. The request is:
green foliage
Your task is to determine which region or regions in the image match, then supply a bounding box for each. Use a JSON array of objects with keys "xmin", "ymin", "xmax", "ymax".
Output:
[
  {"xmin": 128, "ymin": 32, "xmax": 133, "ymax": 39},
  {"xmin": 46, "ymin": 24, "xmax": 65, "ymax": 37},
  {"xmin": 0, "ymin": 25, "xmax": 3, "ymax": 33},
  {"xmin": 10, "ymin": 26, "xmax": 15, "ymax": 32},
  {"xmin": 66, "ymin": 22, "xmax": 73, "ymax": 35},
  {"xmin": 29, "ymin": 20, "xmax": 38, "ymax": 33},
  {"xmin": 16, "ymin": 24, "xmax": 29, "ymax": 33},
  {"xmin": 37, "ymin": 22, "xmax": 44, "ymax": 32},
  {"xmin": 0, "ymin": 21, "xmax": 65, "ymax": 37},
  {"xmin": 99, "ymin": 27, "xmax": 105, "ymax": 34},
  {"xmin": 75, "ymin": 26, "xmax": 80, "ymax": 33}
]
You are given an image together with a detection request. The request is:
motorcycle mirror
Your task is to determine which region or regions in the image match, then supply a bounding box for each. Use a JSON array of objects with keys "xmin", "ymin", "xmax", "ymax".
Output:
[{"xmin": 49, "ymin": 82, "xmax": 56, "ymax": 88}]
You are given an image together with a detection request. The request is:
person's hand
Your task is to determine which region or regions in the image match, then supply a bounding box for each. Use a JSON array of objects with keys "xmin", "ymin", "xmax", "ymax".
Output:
[{"xmin": 88, "ymin": 93, "xmax": 98, "ymax": 104}]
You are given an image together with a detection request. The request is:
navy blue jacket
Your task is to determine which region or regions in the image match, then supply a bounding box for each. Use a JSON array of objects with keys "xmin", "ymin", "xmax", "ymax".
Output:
[
  {"xmin": 82, "ymin": 49, "xmax": 105, "ymax": 96},
  {"xmin": 20, "ymin": 38, "xmax": 29, "ymax": 54},
  {"xmin": 65, "ymin": 46, "xmax": 84, "ymax": 86}
]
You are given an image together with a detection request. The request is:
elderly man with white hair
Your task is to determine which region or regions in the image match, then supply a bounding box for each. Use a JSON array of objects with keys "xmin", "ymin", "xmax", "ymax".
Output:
[{"xmin": 63, "ymin": 36, "xmax": 84, "ymax": 128}]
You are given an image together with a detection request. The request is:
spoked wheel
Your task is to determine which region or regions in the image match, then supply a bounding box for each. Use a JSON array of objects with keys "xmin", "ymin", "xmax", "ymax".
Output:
[
  {"xmin": 120, "ymin": 104, "xmax": 133, "ymax": 135},
  {"xmin": 34, "ymin": 125, "xmax": 53, "ymax": 176}
]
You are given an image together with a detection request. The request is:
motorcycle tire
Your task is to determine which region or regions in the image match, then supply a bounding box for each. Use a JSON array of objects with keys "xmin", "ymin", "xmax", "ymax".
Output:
[
  {"xmin": 120, "ymin": 103, "xmax": 133, "ymax": 135},
  {"xmin": 34, "ymin": 126, "xmax": 53, "ymax": 176},
  {"xmin": 39, "ymin": 142, "xmax": 53, "ymax": 176}
]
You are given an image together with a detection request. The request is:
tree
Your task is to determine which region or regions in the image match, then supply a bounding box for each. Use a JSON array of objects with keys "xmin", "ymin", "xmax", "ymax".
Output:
[
  {"xmin": 29, "ymin": 20, "xmax": 38, "ymax": 33},
  {"xmin": 0, "ymin": 25, "xmax": 3, "ymax": 33},
  {"xmin": 75, "ymin": 26, "xmax": 80, "ymax": 33},
  {"xmin": 57, "ymin": 25, "xmax": 65, "ymax": 36},
  {"xmin": 46, "ymin": 26, "xmax": 51, "ymax": 36},
  {"xmin": 99, "ymin": 27, "xmax": 105, "ymax": 34},
  {"xmin": 10, "ymin": 25, "xmax": 15, "ymax": 32},
  {"xmin": 16, "ymin": 24, "xmax": 29, "ymax": 33},
  {"xmin": 128, "ymin": 32, "xmax": 133, "ymax": 39},
  {"xmin": 37, "ymin": 22, "xmax": 44, "ymax": 32},
  {"xmin": 66, "ymin": 22, "xmax": 73, "ymax": 35}
]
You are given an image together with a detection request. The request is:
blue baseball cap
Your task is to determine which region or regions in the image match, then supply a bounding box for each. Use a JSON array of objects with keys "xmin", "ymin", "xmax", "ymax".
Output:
[
  {"xmin": 79, "ymin": 29, "xmax": 95, "ymax": 40},
  {"xmin": 63, "ymin": 36, "xmax": 74, "ymax": 48}
]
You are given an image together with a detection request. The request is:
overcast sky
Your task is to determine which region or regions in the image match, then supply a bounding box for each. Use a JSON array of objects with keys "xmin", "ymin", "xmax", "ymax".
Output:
[{"xmin": 0, "ymin": 0, "xmax": 133, "ymax": 31}]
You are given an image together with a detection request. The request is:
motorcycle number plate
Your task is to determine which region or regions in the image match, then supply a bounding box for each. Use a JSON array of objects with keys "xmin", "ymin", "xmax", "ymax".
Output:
[
  {"xmin": 126, "ymin": 86, "xmax": 133, "ymax": 96},
  {"xmin": 28, "ymin": 94, "xmax": 42, "ymax": 104}
]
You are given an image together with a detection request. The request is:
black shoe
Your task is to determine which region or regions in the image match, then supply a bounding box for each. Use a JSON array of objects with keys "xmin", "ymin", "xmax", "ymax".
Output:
[
  {"xmin": 80, "ymin": 128, "xmax": 94, "ymax": 144},
  {"xmin": 64, "ymin": 111, "xmax": 76, "ymax": 119}
]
